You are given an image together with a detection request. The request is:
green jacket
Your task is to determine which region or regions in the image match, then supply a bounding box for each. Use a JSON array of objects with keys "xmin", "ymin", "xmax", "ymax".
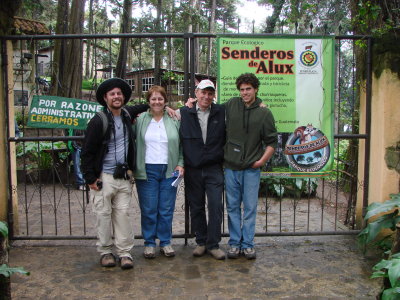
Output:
[
  {"xmin": 224, "ymin": 97, "xmax": 277, "ymax": 170},
  {"xmin": 134, "ymin": 110, "xmax": 184, "ymax": 180}
]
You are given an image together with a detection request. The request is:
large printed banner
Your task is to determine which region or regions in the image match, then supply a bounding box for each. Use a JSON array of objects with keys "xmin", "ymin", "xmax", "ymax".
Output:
[
  {"xmin": 217, "ymin": 36, "xmax": 335, "ymax": 177},
  {"xmin": 27, "ymin": 95, "xmax": 103, "ymax": 130}
]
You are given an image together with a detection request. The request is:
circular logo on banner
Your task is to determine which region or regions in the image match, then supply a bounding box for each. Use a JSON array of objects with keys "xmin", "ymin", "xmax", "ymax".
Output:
[
  {"xmin": 300, "ymin": 49, "xmax": 318, "ymax": 67},
  {"xmin": 284, "ymin": 124, "xmax": 330, "ymax": 172}
]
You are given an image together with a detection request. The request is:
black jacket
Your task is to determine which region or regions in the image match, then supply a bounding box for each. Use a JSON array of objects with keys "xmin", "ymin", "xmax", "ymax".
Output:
[
  {"xmin": 81, "ymin": 104, "xmax": 148, "ymax": 184},
  {"xmin": 179, "ymin": 103, "xmax": 226, "ymax": 168}
]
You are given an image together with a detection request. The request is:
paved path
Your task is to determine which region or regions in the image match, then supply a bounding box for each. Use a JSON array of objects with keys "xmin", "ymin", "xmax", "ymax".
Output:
[{"xmin": 9, "ymin": 235, "xmax": 381, "ymax": 299}]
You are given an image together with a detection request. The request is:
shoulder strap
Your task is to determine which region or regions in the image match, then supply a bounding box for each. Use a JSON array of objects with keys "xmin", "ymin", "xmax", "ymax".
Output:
[
  {"xmin": 121, "ymin": 107, "xmax": 131, "ymax": 122},
  {"xmin": 96, "ymin": 111, "xmax": 109, "ymax": 137},
  {"xmin": 96, "ymin": 107, "xmax": 132, "ymax": 137}
]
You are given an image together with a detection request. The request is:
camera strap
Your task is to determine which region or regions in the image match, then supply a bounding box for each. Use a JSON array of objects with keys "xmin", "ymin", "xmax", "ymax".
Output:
[{"xmin": 110, "ymin": 111, "xmax": 127, "ymax": 166}]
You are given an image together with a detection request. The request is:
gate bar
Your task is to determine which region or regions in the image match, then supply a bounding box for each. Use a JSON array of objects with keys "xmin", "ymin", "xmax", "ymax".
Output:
[
  {"xmin": 362, "ymin": 37, "xmax": 373, "ymax": 218},
  {"xmin": 1, "ymin": 33, "xmax": 371, "ymax": 41},
  {"xmin": 11, "ymin": 230, "xmax": 360, "ymax": 240}
]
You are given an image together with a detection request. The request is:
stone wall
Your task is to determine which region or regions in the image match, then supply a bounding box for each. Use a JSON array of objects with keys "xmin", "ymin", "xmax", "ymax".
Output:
[{"xmin": 356, "ymin": 70, "xmax": 400, "ymax": 227}]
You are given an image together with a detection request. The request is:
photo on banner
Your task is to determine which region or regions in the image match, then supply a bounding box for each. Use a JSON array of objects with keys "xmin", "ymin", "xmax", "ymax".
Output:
[{"xmin": 217, "ymin": 36, "xmax": 335, "ymax": 178}]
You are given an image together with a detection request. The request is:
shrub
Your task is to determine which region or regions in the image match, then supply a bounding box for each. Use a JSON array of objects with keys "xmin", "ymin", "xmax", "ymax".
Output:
[
  {"xmin": 16, "ymin": 141, "xmax": 67, "ymax": 170},
  {"xmin": 358, "ymin": 193, "xmax": 400, "ymax": 299},
  {"xmin": 0, "ymin": 221, "xmax": 29, "ymax": 277}
]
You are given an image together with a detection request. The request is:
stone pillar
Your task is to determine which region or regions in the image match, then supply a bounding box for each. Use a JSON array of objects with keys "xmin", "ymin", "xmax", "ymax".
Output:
[{"xmin": 356, "ymin": 70, "xmax": 400, "ymax": 227}]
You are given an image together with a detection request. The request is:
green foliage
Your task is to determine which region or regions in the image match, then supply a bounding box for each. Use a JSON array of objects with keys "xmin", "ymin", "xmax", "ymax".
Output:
[
  {"xmin": 261, "ymin": 177, "xmax": 318, "ymax": 198},
  {"xmin": 355, "ymin": 39, "xmax": 368, "ymax": 49},
  {"xmin": 328, "ymin": 139, "xmax": 358, "ymax": 193},
  {"xmin": 353, "ymin": 0, "xmax": 399, "ymax": 36},
  {"xmin": 358, "ymin": 194, "xmax": 400, "ymax": 299},
  {"xmin": 359, "ymin": 210, "xmax": 400, "ymax": 247},
  {"xmin": 162, "ymin": 71, "xmax": 183, "ymax": 82},
  {"xmin": 371, "ymin": 254, "xmax": 400, "ymax": 299},
  {"xmin": 0, "ymin": 264, "xmax": 30, "ymax": 277},
  {"xmin": 0, "ymin": 222, "xmax": 7, "ymax": 238},
  {"xmin": 366, "ymin": 195, "xmax": 400, "ymax": 220},
  {"xmin": 16, "ymin": 141, "xmax": 67, "ymax": 170},
  {"xmin": 382, "ymin": 287, "xmax": 400, "ymax": 300},
  {"xmin": 0, "ymin": 221, "xmax": 30, "ymax": 278},
  {"xmin": 82, "ymin": 78, "xmax": 97, "ymax": 90},
  {"xmin": 15, "ymin": 111, "xmax": 29, "ymax": 128},
  {"xmin": 358, "ymin": 194, "xmax": 400, "ymax": 249},
  {"xmin": 335, "ymin": 139, "xmax": 350, "ymax": 174},
  {"xmin": 356, "ymin": 1, "xmax": 380, "ymax": 30},
  {"xmin": 260, "ymin": 0, "xmax": 352, "ymax": 34}
]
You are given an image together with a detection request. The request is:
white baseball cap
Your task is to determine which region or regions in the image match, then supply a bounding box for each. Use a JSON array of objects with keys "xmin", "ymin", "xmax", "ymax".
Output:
[{"xmin": 196, "ymin": 79, "xmax": 215, "ymax": 90}]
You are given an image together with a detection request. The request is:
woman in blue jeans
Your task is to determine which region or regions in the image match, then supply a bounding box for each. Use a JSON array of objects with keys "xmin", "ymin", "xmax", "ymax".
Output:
[{"xmin": 134, "ymin": 85, "xmax": 184, "ymax": 258}]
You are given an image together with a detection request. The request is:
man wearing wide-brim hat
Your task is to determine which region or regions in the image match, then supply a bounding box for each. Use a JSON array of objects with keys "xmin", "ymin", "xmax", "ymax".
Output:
[{"xmin": 82, "ymin": 78, "xmax": 148, "ymax": 270}]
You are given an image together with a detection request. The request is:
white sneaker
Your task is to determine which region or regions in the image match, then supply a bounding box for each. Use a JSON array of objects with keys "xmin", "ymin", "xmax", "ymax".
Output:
[
  {"xmin": 143, "ymin": 246, "xmax": 156, "ymax": 259},
  {"xmin": 243, "ymin": 248, "xmax": 256, "ymax": 260},
  {"xmin": 160, "ymin": 245, "xmax": 175, "ymax": 257},
  {"xmin": 227, "ymin": 247, "xmax": 240, "ymax": 259}
]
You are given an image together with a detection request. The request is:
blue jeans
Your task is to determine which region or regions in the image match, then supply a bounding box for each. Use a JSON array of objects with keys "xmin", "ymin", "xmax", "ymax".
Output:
[
  {"xmin": 72, "ymin": 147, "xmax": 84, "ymax": 186},
  {"xmin": 136, "ymin": 164, "xmax": 177, "ymax": 247},
  {"xmin": 225, "ymin": 167, "xmax": 261, "ymax": 249}
]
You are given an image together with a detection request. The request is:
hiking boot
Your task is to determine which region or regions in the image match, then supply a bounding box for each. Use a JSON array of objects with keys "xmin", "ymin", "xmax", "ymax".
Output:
[
  {"xmin": 209, "ymin": 248, "xmax": 225, "ymax": 260},
  {"xmin": 160, "ymin": 245, "xmax": 175, "ymax": 257},
  {"xmin": 120, "ymin": 256, "xmax": 134, "ymax": 270},
  {"xmin": 143, "ymin": 246, "xmax": 156, "ymax": 259},
  {"xmin": 227, "ymin": 247, "xmax": 240, "ymax": 259},
  {"xmin": 243, "ymin": 248, "xmax": 256, "ymax": 260},
  {"xmin": 100, "ymin": 253, "xmax": 116, "ymax": 267},
  {"xmin": 192, "ymin": 245, "xmax": 206, "ymax": 257}
]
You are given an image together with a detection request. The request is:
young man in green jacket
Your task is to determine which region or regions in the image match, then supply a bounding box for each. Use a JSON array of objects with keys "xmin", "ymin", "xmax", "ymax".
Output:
[{"xmin": 224, "ymin": 73, "xmax": 277, "ymax": 259}]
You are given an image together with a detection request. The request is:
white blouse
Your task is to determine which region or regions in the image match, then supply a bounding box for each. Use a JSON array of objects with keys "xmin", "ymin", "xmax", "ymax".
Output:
[{"xmin": 144, "ymin": 118, "xmax": 169, "ymax": 164}]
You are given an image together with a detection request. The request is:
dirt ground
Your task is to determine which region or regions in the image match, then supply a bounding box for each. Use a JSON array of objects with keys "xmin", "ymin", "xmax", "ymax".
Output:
[
  {"xmin": 8, "ymin": 178, "xmax": 382, "ymax": 299},
  {"xmin": 9, "ymin": 235, "xmax": 381, "ymax": 299}
]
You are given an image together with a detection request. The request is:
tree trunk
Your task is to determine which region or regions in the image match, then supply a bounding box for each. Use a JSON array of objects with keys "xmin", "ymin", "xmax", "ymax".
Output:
[
  {"xmin": 60, "ymin": 0, "xmax": 86, "ymax": 98},
  {"xmin": 206, "ymin": 0, "xmax": 216, "ymax": 75},
  {"xmin": 0, "ymin": 0, "xmax": 22, "ymax": 34},
  {"xmin": 84, "ymin": 0, "xmax": 94, "ymax": 79},
  {"xmin": 192, "ymin": 0, "xmax": 201, "ymax": 73},
  {"xmin": 50, "ymin": 0, "xmax": 69, "ymax": 96},
  {"xmin": 115, "ymin": 0, "xmax": 133, "ymax": 79},
  {"xmin": 166, "ymin": 0, "xmax": 175, "ymax": 70},
  {"xmin": 154, "ymin": 0, "xmax": 163, "ymax": 85},
  {"xmin": 264, "ymin": 0, "xmax": 285, "ymax": 33}
]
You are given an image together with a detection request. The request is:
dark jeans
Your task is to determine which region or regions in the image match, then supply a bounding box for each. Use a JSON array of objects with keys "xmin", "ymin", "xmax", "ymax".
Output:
[
  {"xmin": 184, "ymin": 164, "xmax": 224, "ymax": 250},
  {"xmin": 72, "ymin": 147, "xmax": 84, "ymax": 186}
]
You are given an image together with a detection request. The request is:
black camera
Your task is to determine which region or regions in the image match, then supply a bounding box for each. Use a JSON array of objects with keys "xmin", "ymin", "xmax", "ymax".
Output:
[
  {"xmin": 113, "ymin": 163, "xmax": 129, "ymax": 179},
  {"xmin": 96, "ymin": 180, "xmax": 103, "ymax": 190}
]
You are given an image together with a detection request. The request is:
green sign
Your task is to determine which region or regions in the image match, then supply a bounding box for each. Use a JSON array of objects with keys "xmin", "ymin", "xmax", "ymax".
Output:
[
  {"xmin": 217, "ymin": 36, "xmax": 335, "ymax": 177},
  {"xmin": 27, "ymin": 95, "xmax": 103, "ymax": 130}
]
